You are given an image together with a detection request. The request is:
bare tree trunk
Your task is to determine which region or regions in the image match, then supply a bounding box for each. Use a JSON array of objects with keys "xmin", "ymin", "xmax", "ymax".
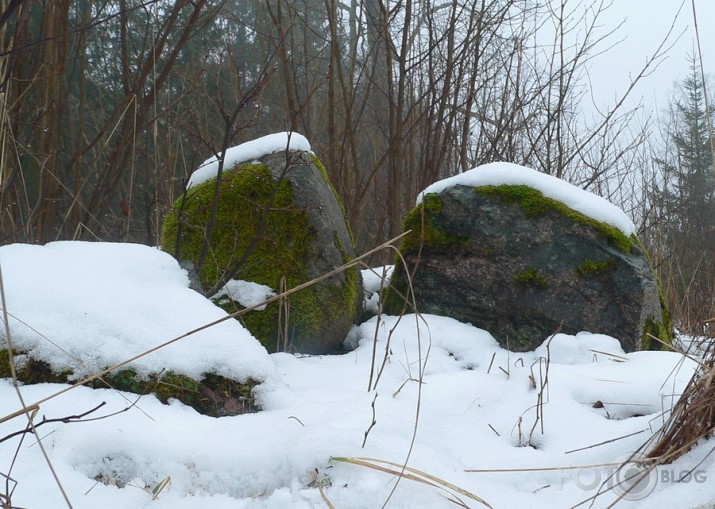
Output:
[
  {"xmin": 265, "ymin": 0, "xmax": 299, "ymax": 131},
  {"xmin": 34, "ymin": 0, "xmax": 70, "ymax": 243}
]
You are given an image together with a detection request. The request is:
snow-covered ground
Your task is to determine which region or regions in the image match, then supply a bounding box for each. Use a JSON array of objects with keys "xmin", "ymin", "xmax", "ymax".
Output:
[
  {"xmin": 0, "ymin": 142, "xmax": 712, "ymax": 508},
  {"xmin": 0, "ymin": 243, "xmax": 712, "ymax": 509}
]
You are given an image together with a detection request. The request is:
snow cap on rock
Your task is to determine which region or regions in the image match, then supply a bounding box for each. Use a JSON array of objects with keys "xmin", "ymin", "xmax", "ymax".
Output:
[
  {"xmin": 187, "ymin": 132, "xmax": 312, "ymax": 189},
  {"xmin": 417, "ymin": 162, "xmax": 636, "ymax": 236}
]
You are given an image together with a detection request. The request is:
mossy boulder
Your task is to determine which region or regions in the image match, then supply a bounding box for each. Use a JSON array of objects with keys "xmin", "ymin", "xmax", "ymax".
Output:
[
  {"xmin": 0, "ymin": 241, "xmax": 278, "ymax": 418},
  {"xmin": 0, "ymin": 350, "xmax": 258, "ymax": 417},
  {"xmin": 162, "ymin": 150, "xmax": 362, "ymax": 354},
  {"xmin": 384, "ymin": 182, "xmax": 672, "ymax": 352}
]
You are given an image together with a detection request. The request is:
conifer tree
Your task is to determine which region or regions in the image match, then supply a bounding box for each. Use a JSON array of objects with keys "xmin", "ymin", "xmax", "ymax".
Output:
[{"xmin": 657, "ymin": 56, "xmax": 715, "ymax": 332}]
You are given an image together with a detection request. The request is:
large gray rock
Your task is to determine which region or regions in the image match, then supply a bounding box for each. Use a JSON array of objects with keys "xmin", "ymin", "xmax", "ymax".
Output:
[
  {"xmin": 383, "ymin": 183, "xmax": 671, "ymax": 352},
  {"xmin": 162, "ymin": 149, "xmax": 362, "ymax": 354}
]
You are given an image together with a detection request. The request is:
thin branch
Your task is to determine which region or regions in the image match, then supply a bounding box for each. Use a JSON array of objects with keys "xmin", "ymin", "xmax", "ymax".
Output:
[{"xmin": 0, "ymin": 402, "xmax": 106, "ymax": 444}]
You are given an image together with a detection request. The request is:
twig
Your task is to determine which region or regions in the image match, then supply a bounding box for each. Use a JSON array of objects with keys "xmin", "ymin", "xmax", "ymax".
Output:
[
  {"xmin": 311, "ymin": 469, "xmax": 336, "ymax": 509},
  {"xmin": 588, "ymin": 349, "xmax": 628, "ymax": 362},
  {"xmin": 287, "ymin": 416, "xmax": 305, "ymax": 426},
  {"xmin": 465, "ymin": 458, "xmax": 651, "ymax": 473},
  {"xmin": 564, "ymin": 429, "xmax": 646, "ymax": 454},
  {"xmin": 0, "ymin": 402, "xmax": 107, "ymax": 445},
  {"xmin": 486, "ymin": 352, "xmax": 496, "ymax": 374},
  {"xmin": 361, "ymin": 393, "xmax": 378, "ymax": 448},
  {"xmin": 366, "ymin": 264, "xmax": 389, "ymax": 391}
]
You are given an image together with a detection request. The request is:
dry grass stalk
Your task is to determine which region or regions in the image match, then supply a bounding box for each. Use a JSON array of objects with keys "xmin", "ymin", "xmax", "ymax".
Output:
[
  {"xmin": 645, "ymin": 338, "xmax": 715, "ymax": 463},
  {"xmin": 310, "ymin": 469, "xmax": 336, "ymax": 509},
  {"xmin": 276, "ymin": 275, "xmax": 290, "ymax": 352},
  {"xmin": 332, "ymin": 456, "xmax": 493, "ymax": 508}
]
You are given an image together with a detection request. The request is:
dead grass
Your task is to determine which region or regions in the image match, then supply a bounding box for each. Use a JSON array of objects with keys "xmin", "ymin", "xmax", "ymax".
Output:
[
  {"xmin": 645, "ymin": 337, "xmax": 714, "ymax": 464},
  {"xmin": 332, "ymin": 456, "xmax": 493, "ymax": 508}
]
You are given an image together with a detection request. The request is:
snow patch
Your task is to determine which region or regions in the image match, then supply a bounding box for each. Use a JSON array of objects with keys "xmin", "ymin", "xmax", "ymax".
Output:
[
  {"xmin": 535, "ymin": 332, "xmax": 626, "ymax": 365},
  {"xmin": 360, "ymin": 265, "xmax": 393, "ymax": 314},
  {"xmin": 213, "ymin": 279, "xmax": 276, "ymax": 311}
]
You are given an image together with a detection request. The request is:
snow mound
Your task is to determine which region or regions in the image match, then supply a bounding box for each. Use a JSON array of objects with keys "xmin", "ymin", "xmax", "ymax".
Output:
[
  {"xmin": 535, "ymin": 332, "xmax": 625, "ymax": 365},
  {"xmin": 187, "ymin": 132, "xmax": 312, "ymax": 189},
  {"xmin": 0, "ymin": 241, "xmax": 281, "ymax": 387},
  {"xmin": 213, "ymin": 279, "xmax": 276, "ymax": 311},
  {"xmin": 417, "ymin": 162, "xmax": 636, "ymax": 235}
]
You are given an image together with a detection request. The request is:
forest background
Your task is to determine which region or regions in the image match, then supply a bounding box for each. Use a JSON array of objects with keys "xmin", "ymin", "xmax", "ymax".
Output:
[{"xmin": 0, "ymin": 0, "xmax": 712, "ymax": 335}]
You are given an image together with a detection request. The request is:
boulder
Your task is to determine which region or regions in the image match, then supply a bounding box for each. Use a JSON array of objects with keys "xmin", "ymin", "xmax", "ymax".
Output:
[
  {"xmin": 0, "ymin": 353, "xmax": 260, "ymax": 417},
  {"xmin": 0, "ymin": 241, "xmax": 279, "ymax": 418},
  {"xmin": 383, "ymin": 163, "xmax": 671, "ymax": 352},
  {"xmin": 162, "ymin": 137, "xmax": 362, "ymax": 354}
]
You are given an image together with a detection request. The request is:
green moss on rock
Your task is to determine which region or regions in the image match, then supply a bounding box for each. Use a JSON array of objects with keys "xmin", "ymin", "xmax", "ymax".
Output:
[
  {"xmin": 400, "ymin": 193, "xmax": 468, "ymax": 253},
  {"xmin": 576, "ymin": 259, "xmax": 618, "ymax": 277},
  {"xmin": 0, "ymin": 353, "xmax": 259, "ymax": 416},
  {"xmin": 387, "ymin": 182, "xmax": 671, "ymax": 352},
  {"xmin": 383, "ymin": 193, "xmax": 468, "ymax": 314},
  {"xmin": 162, "ymin": 156, "xmax": 359, "ymax": 353},
  {"xmin": 512, "ymin": 268, "xmax": 549, "ymax": 287},
  {"xmin": 0, "ymin": 351, "xmax": 70, "ymax": 384},
  {"xmin": 162, "ymin": 163, "xmax": 317, "ymax": 351},
  {"xmin": 633, "ymin": 238, "xmax": 675, "ymax": 350},
  {"xmin": 162, "ymin": 163, "xmax": 312, "ymax": 291},
  {"xmin": 641, "ymin": 316, "xmax": 672, "ymax": 350},
  {"xmin": 641, "ymin": 281, "xmax": 675, "ymax": 351},
  {"xmin": 334, "ymin": 232, "xmax": 360, "ymax": 320},
  {"xmin": 475, "ymin": 185, "xmax": 637, "ymax": 254}
]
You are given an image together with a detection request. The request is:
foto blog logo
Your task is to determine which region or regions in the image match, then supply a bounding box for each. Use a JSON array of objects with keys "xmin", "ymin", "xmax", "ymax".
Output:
[{"xmin": 559, "ymin": 455, "xmax": 707, "ymax": 501}]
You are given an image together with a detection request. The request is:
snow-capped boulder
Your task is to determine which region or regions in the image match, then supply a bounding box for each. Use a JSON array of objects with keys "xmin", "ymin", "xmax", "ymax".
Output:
[
  {"xmin": 383, "ymin": 162, "xmax": 671, "ymax": 352},
  {"xmin": 0, "ymin": 242, "xmax": 283, "ymax": 417},
  {"xmin": 162, "ymin": 133, "xmax": 362, "ymax": 354}
]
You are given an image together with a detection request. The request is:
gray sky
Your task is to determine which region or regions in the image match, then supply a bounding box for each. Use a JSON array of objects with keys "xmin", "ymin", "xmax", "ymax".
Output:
[{"xmin": 588, "ymin": 0, "xmax": 714, "ymax": 113}]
